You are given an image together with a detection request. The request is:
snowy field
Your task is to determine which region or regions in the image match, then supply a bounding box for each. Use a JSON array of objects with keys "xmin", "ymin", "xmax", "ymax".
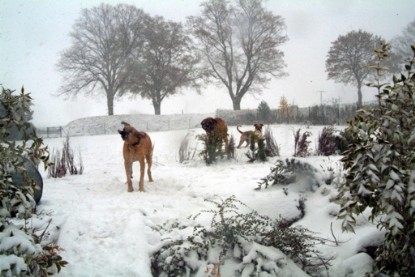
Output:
[{"xmin": 37, "ymin": 122, "xmax": 380, "ymax": 277}]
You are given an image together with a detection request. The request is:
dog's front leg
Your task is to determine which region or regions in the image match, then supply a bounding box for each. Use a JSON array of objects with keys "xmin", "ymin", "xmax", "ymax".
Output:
[
  {"xmin": 124, "ymin": 161, "xmax": 133, "ymax": 192},
  {"xmin": 138, "ymin": 158, "xmax": 145, "ymax": 192},
  {"xmin": 224, "ymin": 137, "xmax": 230, "ymax": 159}
]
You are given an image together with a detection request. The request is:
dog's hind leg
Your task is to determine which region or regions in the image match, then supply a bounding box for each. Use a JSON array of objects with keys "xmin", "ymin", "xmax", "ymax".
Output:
[
  {"xmin": 237, "ymin": 137, "xmax": 245, "ymax": 148},
  {"xmin": 146, "ymin": 154, "xmax": 153, "ymax": 182},
  {"xmin": 138, "ymin": 158, "xmax": 146, "ymax": 192}
]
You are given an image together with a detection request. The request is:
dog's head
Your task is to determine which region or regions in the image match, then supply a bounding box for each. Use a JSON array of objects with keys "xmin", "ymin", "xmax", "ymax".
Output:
[
  {"xmin": 201, "ymin": 117, "xmax": 218, "ymax": 133},
  {"xmin": 118, "ymin": 121, "xmax": 145, "ymax": 146},
  {"xmin": 254, "ymin": 123, "xmax": 264, "ymax": 132}
]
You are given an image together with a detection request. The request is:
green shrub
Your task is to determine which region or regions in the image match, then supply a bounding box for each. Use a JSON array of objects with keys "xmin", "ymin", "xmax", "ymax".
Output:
[
  {"xmin": 257, "ymin": 158, "xmax": 327, "ymax": 190},
  {"xmin": 245, "ymin": 126, "xmax": 279, "ymax": 162},
  {"xmin": 0, "ymin": 86, "xmax": 67, "ymax": 276},
  {"xmin": 245, "ymin": 136, "xmax": 267, "ymax": 162},
  {"xmin": 198, "ymin": 133, "xmax": 233, "ymax": 165},
  {"xmin": 151, "ymin": 196, "xmax": 331, "ymax": 276},
  {"xmin": 336, "ymin": 43, "xmax": 415, "ymax": 276}
]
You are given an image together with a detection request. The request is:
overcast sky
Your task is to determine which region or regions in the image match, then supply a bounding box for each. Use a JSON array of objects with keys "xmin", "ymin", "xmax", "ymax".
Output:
[{"xmin": 1, "ymin": 0, "xmax": 414, "ymax": 127}]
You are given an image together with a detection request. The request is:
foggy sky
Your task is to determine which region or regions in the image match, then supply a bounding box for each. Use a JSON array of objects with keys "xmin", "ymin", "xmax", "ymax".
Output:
[{"xmin": 1, "ymin": 0, "xmax": 413, "ymax": 127}]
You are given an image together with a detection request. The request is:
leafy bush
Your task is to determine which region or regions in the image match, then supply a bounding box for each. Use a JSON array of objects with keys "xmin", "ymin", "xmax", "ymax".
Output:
[
  {"xmin": 257, "ymin": 158, "xmax": 328, "ymax": 190},
  {"xmin": 317, "ymin": 126, "xmax": 337, "ymax": 156},
  {"xmin": 151, "ymin": 196, "xmax": 331, "ymax": 276},
  {"xmin": 336, "ymin": 43, "xmax": 415, "ymax": 276},
  {"xmin": 245, "ymin": 136, "xmax": 267, "ymax": 162},
  {"xmin": 334, "ymin": 128, "xmax": 354, "ymax": 154},
  {"xmin": 246, "ymin": 126, "xmax": 279, "ymax": 162},
  {"xmin": 293, "ymin": 128, "xmax": 311, "ymax": 157},
  {"xmin": 198, "ymin": 134, "xmax": 233, "ymax": 165},
  {"xmin": 0, "ymin": 87, "xmax": 37, "ymax": 141},
  {"xmin": 0, "ymin": 86, "xmax": 67, "ymax": 275}
]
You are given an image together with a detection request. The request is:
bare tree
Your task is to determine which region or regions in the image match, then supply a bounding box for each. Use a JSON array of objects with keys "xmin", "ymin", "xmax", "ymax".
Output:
[
  {"xmin": 391, "ymin": 18, "xmax": 415, "ymax": 70},
  {"xmin": 56, "ymin": 4, "xmax": 148, "ymax": 115},
  {"xmin": 126, "ymin": 16, "xmax": 201, "ymax": 115},
  {"xmin": 326, "ymin": 29, "xmax": 383, "ymax": 107},
  {"xmin": 188, "ymin": 0, "xmax": 288, "ymax": 110}
]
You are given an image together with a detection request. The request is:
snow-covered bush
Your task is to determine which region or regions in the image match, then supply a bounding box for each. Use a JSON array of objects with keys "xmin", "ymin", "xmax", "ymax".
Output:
[
  {"xmin": 257, "ymin": 158, "xmax": 328, "ymax": 191},
  {"xmin": 264, "ymin": 126, "xmax": 280, "ymax": 157},
  {"xmin": 151, "ymin": 196, "xmax": 331, "ymax": 276},
  {"xmin": 336, "ymin": 43, "xmax": 415, "ymax": 276},
  {"xmin": 48, "ymin": 135, "xmax": 84, "ymax": 178},
  {"xmin": 0, "ymin": 86, "xmax": 67, "ymax": 276},
  {"xmin": 178, "ymin": 131, "xmax": 199, "ymax": 163}
]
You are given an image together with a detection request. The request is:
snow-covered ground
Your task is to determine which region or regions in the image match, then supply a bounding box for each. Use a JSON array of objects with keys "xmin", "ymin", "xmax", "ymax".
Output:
[{"xmin": 37, "ymin": 120, "xmax": 380, "ymax": 276}]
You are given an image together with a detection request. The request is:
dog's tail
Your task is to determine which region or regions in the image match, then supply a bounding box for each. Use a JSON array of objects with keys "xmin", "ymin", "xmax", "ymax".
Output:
[{"xmin": 237, "ymin": 125, "xmax": 244, "ymax": 134}]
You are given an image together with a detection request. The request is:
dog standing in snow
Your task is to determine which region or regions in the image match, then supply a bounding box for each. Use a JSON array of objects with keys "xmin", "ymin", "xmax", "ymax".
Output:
[
  {"xmin": 201, "ymin": 117, "xmax": 230, "ymax": 158},
  {"xmin": 236, "ymin": 123, "xmax": 264, "ymax": 148},
  {"xmin": 118, "ymin": 121, "xmax": 153, "ymax": 192}
]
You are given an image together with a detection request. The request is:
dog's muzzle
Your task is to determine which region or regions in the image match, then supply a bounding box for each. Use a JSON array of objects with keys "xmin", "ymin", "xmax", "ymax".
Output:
[{"xmin": 118, "ymin": 130, "xmax": 130, "ymax": 141}]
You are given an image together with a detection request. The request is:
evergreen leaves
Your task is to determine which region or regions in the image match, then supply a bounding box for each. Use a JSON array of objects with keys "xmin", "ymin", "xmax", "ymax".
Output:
[{"xmin": 336, "ymin": 42, "xmax": 415, "ymax": 276}]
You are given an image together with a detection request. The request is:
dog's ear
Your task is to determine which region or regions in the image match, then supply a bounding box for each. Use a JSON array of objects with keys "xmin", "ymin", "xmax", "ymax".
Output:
[
  {"xmin": 129, "ymin": 130, "xmax": 146, "ymax": 145},
  {"xmin": 121, "ymin": 121, "xmax": 131, "ymax": 127},
  {"xmin": 135, "ymin": 131, "xmax": 146, "ymax": 139}
]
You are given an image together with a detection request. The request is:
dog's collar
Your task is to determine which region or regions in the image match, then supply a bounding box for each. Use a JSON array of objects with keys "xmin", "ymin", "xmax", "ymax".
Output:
[{"xmin": 129, "ymin": 141, "xmax": 140, "ymax": 147}]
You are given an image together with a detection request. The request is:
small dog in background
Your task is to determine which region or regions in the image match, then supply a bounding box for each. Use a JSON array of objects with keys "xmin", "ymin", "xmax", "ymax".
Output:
[
  {"xmin": 236, "ymin": 123, "xmax": 264, "ymax": 148},
  {"xmin": 118, "ymin": 121, "xmax": 153, "ymax": 192}
]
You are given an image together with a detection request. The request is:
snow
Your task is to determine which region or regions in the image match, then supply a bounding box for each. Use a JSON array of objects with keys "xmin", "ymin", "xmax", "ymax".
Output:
[{"xmin": 33, "ymin": 118, "xmax": 381, "ymax": 276}]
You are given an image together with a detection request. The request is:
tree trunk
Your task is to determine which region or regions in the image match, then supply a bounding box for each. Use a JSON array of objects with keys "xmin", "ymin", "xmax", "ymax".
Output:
[
  {"xmin": 232, "ymin": 97, "xmax": 242, "ymax": 110},
  {"xmin": 357, "ymin": 81, "xmax": 363, "ymax": 108},
  {"xmin": 107, "ymin": 93, "xmax": 114, "ymax": 115},
  {"xmin": 153, "ymin": 101, "xmax": 161, "ymax": 115}
]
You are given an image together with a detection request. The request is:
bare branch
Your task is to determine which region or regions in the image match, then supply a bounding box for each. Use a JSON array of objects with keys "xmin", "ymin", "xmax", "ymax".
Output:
[
  {"xmin": 188, "ymin": 0, "xmax": 288, "ymax": 110},
  {"xmin": 56, "ymin": 3, "xmax": 148, "ymax": 115}
]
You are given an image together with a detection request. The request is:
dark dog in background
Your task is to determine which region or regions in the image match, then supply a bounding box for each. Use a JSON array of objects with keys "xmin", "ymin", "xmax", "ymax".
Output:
[
  {"xmin": 118, "ymin": 121, "xmax": 153, "ymax": 192},
  {"xmin": 201, "ymin": 117, "xmax": 229, "ymax": 155},
  {"xmin": 236, "ymin": 123, "xmax": 264, "ymax": 148}
]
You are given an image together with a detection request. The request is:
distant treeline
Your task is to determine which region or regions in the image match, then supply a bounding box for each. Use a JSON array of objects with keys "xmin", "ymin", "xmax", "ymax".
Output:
[{"xmin": 217, "ymin": 101, "xmax": 378, "ymax": 126}]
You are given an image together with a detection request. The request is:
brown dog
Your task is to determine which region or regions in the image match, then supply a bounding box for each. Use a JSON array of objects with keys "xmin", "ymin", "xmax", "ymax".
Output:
[
  {"xmin": 201, "ymin": 117, "xmax": 229, "ymax": 154},
  {"xmin": 118, "ymin": 121, "xmax": 153, "ymax": 192},
  {"xmin": 236, "ymin": 123, "xmax": 264, "ymax": 148}
]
